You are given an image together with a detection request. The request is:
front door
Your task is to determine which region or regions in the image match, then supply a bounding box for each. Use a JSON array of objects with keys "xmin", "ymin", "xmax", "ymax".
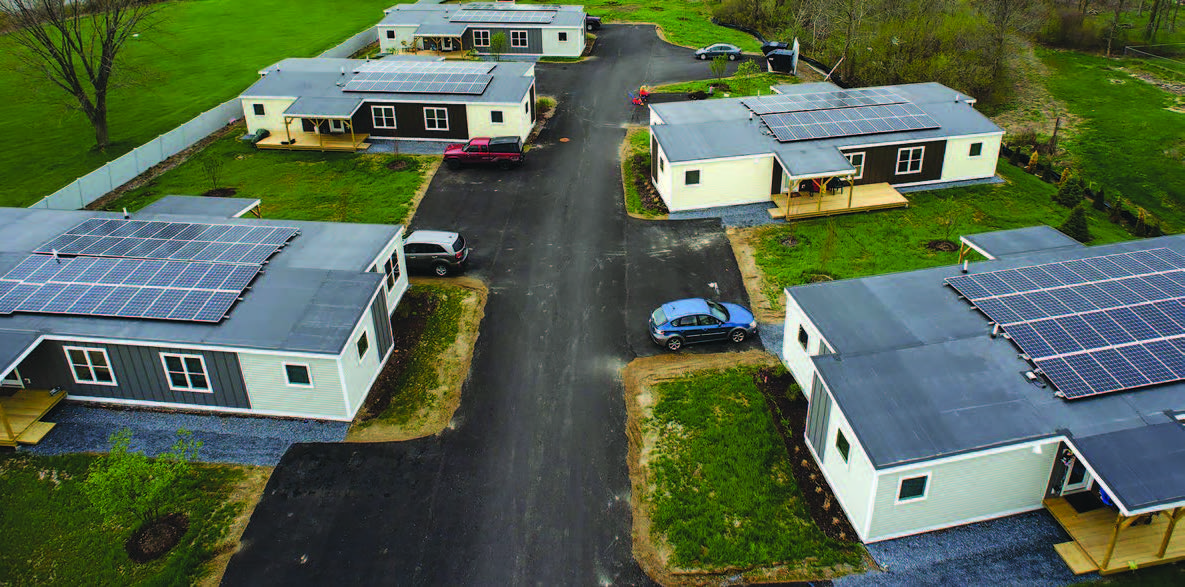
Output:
[
  {"xmin": 442, "ymin": 38, "xmax": 455, "ymax": 51},
  {"xmin": 329, "ymin": 119, "xmax": 345, "ymax": 134},
  {"xmin": 1062, "ymin": 457, "xmax": 1092, "ymax": 494}
]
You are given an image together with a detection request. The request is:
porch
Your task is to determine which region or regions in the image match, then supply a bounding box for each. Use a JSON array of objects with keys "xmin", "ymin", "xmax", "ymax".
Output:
[
  {"xmin": 767, "ymin": 181, "xmax": 909, "ymax": 220},
  {"xmin": 256, "ymin": 128, "xmax": 371, "ymax": 152},
  {"xmin": 0, "ymin": 388, "xmax": 67, "ymax": 447},
  {"xmin": 1046, "ymin": 496, "xmax": 1185, "ymax": 575}
]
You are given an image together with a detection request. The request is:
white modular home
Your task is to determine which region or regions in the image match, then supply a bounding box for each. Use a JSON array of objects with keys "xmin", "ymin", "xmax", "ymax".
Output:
[
  {"xmin": 378, "ymin": 2, "xmax": 587, "ymax": 58},
  {"xmin": 0, "ymin": 196, "xmax": 409, "ymax": 422}
]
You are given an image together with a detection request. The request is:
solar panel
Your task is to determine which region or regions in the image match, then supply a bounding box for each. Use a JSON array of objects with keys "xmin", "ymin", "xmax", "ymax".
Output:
[
  {"xmin": 353, "ymin": 60, "xmax": 496, "ymax": 75},
  {"xmin": 761, "ymin": 103, "xmax": 939, "ymax": 143},
  {"xmin": 947, "ymin": 248, "xmax": 1185, "ymax": 399},
  {"xmin": 741, "ymin": 87, "xmax": 907, "ymax": 115},
  {"xmin": 462, "ymin": 2, "xmax": 561, "ymax": 10},
  {"xmin": 450, "ymin": 9, "xmax": 555, "ymax": 23},
  {"xmin": 343, "ymin": 71, "xmax": 492, "ymax": 95},
  {"xmin": 38, "ymin": 219, "xmax": 298, "ymax": 264}
]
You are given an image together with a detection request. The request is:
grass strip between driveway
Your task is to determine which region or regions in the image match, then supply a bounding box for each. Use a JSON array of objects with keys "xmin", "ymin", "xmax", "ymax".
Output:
[
  {"xmin": 624, "ymin": 351, "xmax": 866, "ymax": 585},
  {"xmin": 621, "ymin": 126, "xmax": 666, "ymax": 218}
]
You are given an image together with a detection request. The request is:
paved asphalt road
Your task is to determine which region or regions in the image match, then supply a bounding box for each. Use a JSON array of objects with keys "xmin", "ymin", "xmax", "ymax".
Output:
[{"xmin": 223, "ymin": 26, "xmax": 763, "ymax": 586}]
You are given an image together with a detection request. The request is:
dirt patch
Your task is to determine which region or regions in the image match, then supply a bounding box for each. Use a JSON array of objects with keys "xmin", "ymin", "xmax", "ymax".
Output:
[
  {"xmin": 726, "ymin": 226, "xmax": 783, "ymax": 322},
  {"xmin": 1128, "ymin": 69, "xmax": 1185, "ymax": 96},
  {"xmin": 619, "ymin": 126, "xmax": 669, "ymax": 220},
  {"xmin": 386, "ymin": 160, "xmax": 411, "ymax": 171},
  {"xmin": 926, "ymin": 239, "xmax": 958, "ymax": 252},
  {"xmin": 201, "ymin": 187, "xmax": 237, "ymax": 198},
  {"xmin": 196, "ymin": 465, "xmax": 273, "ymax": 587},
  {"xmin": 624, "ymin": 351, "xmax": 858, "ymax": 585},
  {"xmin": 126, "ymin": 512, "xmax": 189, "ymax": 563},
  {"xmin": 346, "ymin": 277, "xmax": 488, "ymax": 442},
  {"xmin": 990, "ymin": 44, "xmax": 1080, "ymax": 159}
]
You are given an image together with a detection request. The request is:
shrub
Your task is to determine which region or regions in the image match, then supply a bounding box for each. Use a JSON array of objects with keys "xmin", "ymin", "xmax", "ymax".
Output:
[
  {"xmin": 1054, "ymin": 177, "xmax": 1085, "ymax": 208},
  {"xmin": 1110, "ymin": 193, "xmax": 1126, "ymax": 223},
  {"xmin": 1059, "ymin": 205, "xmax": 1092, "ymax": 242},
  {"xmin": 1092, "ymin": 187, "xmax": 1107, "ymax": 211},
  {"xmin": 83, "ymin": 428, "xmax": 203, "ymax": 527}
]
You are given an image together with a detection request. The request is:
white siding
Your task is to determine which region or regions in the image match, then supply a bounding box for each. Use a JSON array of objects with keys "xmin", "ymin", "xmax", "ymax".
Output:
[
  {"xmin": 540, "ymin": 27, "xmax": 584, "ymax": 57},
  {"xmin": 650, "ymin": 109, "xmax": 665, "ymax": 125},
  {"xmin": 940, "ymin": 133, "xmax": 1003, "ymax": 182},
  {"xmin": 866, "ymin": 441, "xmax": 1059, "ymax": 541},
  {"xmin": 380, "ymin": 25, "xmax": 421, "ymax": 53},
  {"xmin": 665, "ymin": 156, "xmax": 775, "ymax": 212},
  {"xmin": 370, "ymin": 229, "xmax": 409, "ymax": 314},
  {"xmin": 238, "ymin": 352, "xmax": 349, "ymax": 420},
  {"xmin": 781, "ymin": 292, "xmax": 833, "ymax": 401},
  {"xmin": 339, "ymin": 301, "xmax": 387, "ymax": 416},
  {"xmin": 241, "ymin": 97, "xmax": 296, "ymax": 135},
  {"xmin": 813, "ymin": 389, "xmax": 879, "ymax": 537},
  {"xmin": 466, "ymin": 101, "xmax": 532, "ymax": 142},
  {"xmin": 651, "ymin": 138, "xmax": 673, "ymax": 203}
]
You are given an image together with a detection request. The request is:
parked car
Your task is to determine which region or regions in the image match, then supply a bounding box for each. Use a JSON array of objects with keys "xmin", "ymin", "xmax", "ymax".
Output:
[
  {"xmin": 585, "ymin": 15, "xmax": 601, "ymax": 31},
  {"xmin": 444, "ymin": 136, "xmax": 525, "ymax": 170},
  {"xmin": 694, "ymin": 43, "xmax": 742, "ymax": 61},
  {"xmin": 403, "ymin": 230, "xmax": 469, "ymax": 276},
  {"xmin": 648, "ymin": 298, "xmax": 757, "ymax": 351}
]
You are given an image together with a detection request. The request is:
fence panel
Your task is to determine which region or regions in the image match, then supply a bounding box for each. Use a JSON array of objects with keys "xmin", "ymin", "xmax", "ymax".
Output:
[{"xmin": 319, "ymin": 26, "xmax": 377, "ymax": 58}]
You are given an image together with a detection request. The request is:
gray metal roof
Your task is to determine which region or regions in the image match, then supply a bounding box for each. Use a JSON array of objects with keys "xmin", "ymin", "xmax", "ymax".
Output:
[
  {"xmin": 415, "ymin": 22, "xmax": 469, "ymax": 36},
  {"xmin": 961, "ymin": 225, "xmax": 1083, "ymax": 259},
  {"xmin": 0, "ymin": 206, "xmax": 400, "ymax": 357},
  {"xmin": 242, "ymin": 57, "xmax": 534, "ymax": 109},
  {"xmin": 650, "ymin": 82, "xmax": 1004, "ymax": 169},
  {"xmin": 0, "ymin": 328, "xmax": 40, "ymax": 378},
  {"xmin": 137, "ymin": 196, "xmax": 260, "ymax": 218},
  {"xmin": 284, "ymin": 97, "xmax": 362, "ymax": 118},
  {"xmin": 790, "ymin": 232, "xmax": 1185, "ymax": 469},
  {"xmin": 1073, "ymin": 417, "xmax": 1185, "ymax": 512},
  {"xmin": 380, "ymin": 3, "xmax": 586, "ymax": 28}
]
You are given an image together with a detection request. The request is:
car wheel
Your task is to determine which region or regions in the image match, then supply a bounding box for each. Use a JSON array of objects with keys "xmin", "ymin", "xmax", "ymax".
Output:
[
  {"xmin": 729, "ymin": 329, "xmax": 746, "ymax": 344},
  {"xmin": 446, "ymin": 159, "xmax": 461, "ymax": 170},
  {"xmin": 698, "ymin": 53, "xmax": 706, "ymax": 60},
  {"xmin": 587, "ymin": 23, "xmax": 593, "ymax": 31},
  {"xmin": 666, "ymin": 336, "xmax": 684, "ymax": 351},
  {"xmin": 729, "ymin": 53, "xmax": 737, "ymax": 61},
  {"xmin": 433, "ymin": 263, "xmax": 450, "ymax": 277}
]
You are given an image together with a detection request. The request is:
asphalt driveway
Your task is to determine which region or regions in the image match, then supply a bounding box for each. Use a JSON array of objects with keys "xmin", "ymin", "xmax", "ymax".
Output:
[{"xmin": 223, "ymin": 26, "xmax": 759, "ymax": 586}]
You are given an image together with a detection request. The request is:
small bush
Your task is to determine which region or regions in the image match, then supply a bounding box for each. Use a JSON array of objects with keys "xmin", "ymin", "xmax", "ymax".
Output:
[
  {"xmin": 83, "ymin": 429, "xmax": 202, "ymax": 527},
  {"xmin": 1092, "ymin": 187, "xmax": 1107, "ymax": 211},
  {"xmin": 1054, "ymin": 177, "xmax": 1085, "ymax": 208},
  {"xmin": 1059, "ymin": 205, "xmax": 1093, "ymax": 242}
]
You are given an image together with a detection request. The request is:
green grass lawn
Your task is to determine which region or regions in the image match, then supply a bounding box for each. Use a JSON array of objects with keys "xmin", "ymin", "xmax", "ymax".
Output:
[
  {"xmin": 103, "ymin": 135, "xmax": 433, "ymax": 226},
  {"xmin": 0, "ymin": 0, "xmax": 400, "ymax": 208},
  {"xmin": 0, "ymin": 452, "xmax": 244, "ymax": 585},
  {"xmin": 1038, "ymin": 48, "xmax": 1185, "ymax": 231},
  {"xmin": 646, "ymin": 365, "xmax": 864, "ymax": 571},
  {"xmin": 623, "ymin": 127, "xmax": 663, "ymax": 217},
  {"xmin": 655, "ymin": 72, "xmax": 798, "ymax": 97},
  {"xmin": 752, "ymin": 162, "xmax": 1132, "ymax": 302},
  {"xmin": 525, "ymin": 0, "xmax": 761, "ymax": 51}
]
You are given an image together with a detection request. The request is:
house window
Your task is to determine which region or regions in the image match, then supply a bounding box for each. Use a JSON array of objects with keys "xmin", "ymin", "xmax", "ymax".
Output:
[
  {"xmin": 160, "ymin": 353, "xmax": 210, "ymax": 392},
  {"xmin": 897, "ymin": 474, "xmax": 930, "ymax": 503},
  {"xmin": 424, "ymin": 107, "xmax": 449, "ymax": 131},
  {"xmin": 385, "ymin": 30, "xmax": 395, "ymax": 39},
  {"xmin": 252, "ymin": 103, "xmax": 265, "ymax": 116},
  {"xmin": 63, "ymin": 346, "xmax": 116, "ymax": 386},
  {"xmin": 491, "ymin": 110, "xmax": 504, "ymax": 124},
  {"xmin": 524, "ymin": 101, "xmax": 530, "ymax": 113},
  {"xmin": 372, "ymin": 105, "xmax": 396, "ymax": 129},
  {"xmin": 659, "ymin": 157, "xmax": 664, "ymax": 172},
  {"xmin": 357, "ymin": 332, "xmax": 370, "ymax": 360},
  {"xmin": 836, "ymin": 429, "xmax": 851, "ymax": 463},
  {"xmin": 284, "ymin": 363, "xmax": 313, "ymax": 387},
  {"xmin": 969, "ymin": 142, "xmax": 983, "ymax": 157},
  {"xmin": 383, "ymin": 253, "xmax": 399, "ymax": 290},
  {"xmin": 798, "ymin": 325, "xmax": 809, "ymax": 350},
  {"xmin": 558, "ymin": 32, "xmax": 568, "ymax": 42},
  {"xmin": 896, "ymin": 146, "xmax": 924, "ymax": 175},
  {"xmin": 845, "ymin": 152, "xmax": 865, "ymax": 180},
  {"xmin": 685, "ymin": 169, "xmax": 700, "ymax": 185},
  {"xmin": 510, "ymin": 30, "xmax": 528, "ymax": 48},
  {"xmin": 473, "ymin": 29, "xmax": 490, "ymax": 47}
]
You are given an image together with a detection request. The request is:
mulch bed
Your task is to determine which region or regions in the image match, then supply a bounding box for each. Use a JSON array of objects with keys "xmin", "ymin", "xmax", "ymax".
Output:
[
  {"xmin": 754, "ymin": 367, "xmax": 860, "ymax": 544},
  {"xmin": 201, "ymin": 187, "xmax": 237, "ymax": 198},
  {"xmin": 126, "ymin": 512, "xmax": 189, "ymax": 563},
  {"xmin": 926, "ymin": 239, "xmax": 958, "ymax": 252},
  {"xmin": 355, "ymin": 289, "xmax": 436, "ymax": 421},
  {"xmin": 630, "ymin": 153, "xmax": 669, "ymax": 214},
  {"xmin": 386, "ymin": 160, "xmax": 411, "ymax": 171}
]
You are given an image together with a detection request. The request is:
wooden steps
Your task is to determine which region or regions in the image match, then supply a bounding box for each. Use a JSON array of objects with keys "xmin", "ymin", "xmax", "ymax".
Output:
[
  {"xmin": 0, "ymin": 389, "xmax": 66, "ymax": 447},
  {"xmin": 1055, "ymin": 541, "xmax": 1099, "ymax": 574}
]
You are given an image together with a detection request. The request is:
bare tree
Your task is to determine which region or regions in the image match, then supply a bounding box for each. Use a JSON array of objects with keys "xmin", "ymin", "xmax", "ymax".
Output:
[
  {"xmin": 975, "ymin": 0, "xmax": 1038, "ymax": 80},
  {"xmin": 1, "ymin": 0, "xmax": 160, "ymax": 151},
  {"xmin": 827, "ymin": 0, "xmax": 872, "ymax": 80},
  {"xmin": 1107, "ymin": 0, "xmax": 1126, "ymax": 56}
]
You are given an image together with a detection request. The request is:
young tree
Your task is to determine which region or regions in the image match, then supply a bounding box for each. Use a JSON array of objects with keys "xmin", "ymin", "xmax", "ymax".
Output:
[
  {"xmin": 200, "ymin": 155, "xmax": 225, "ymax": 192},
  {"xmin": 710, "ymin": 55, "xmax": 729, "ymax": 81},
  {"xmin": 1059, "ymin": 205, "xmax": 1093, "ymax": 242},
  {"xmin": 489, "ymin": 32, "xmax": 508, "ymax": 61},
  {"xmin": 83, "ymin": 428, "xmax": 203, "ymax": 527},
  {"xmin": 2, "ymin": 0, "xmax": 162, "ymax": 151}
]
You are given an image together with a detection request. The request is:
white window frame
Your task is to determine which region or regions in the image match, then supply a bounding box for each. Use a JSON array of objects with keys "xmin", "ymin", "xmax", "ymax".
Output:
[
  {"xmin": 558, "ymin": 31, "xmax": 568, "ymax": 42},
  {"xmin": 357, "ymin": 332, "xmax": 370, "ymax": 362},
  {"xmin": 63, "ymin": 346, "xmax": 117, "ymax": 386},
  {"xmin": 252, "ymin": 103, "xmax": 265, "ymax": 116},
  {"xmin": 385, "ymin": 29, "xmax": 395, "ymax": 39},
  {"xmin": 845, "ymin": 151, "xmax": 865, "ymax": 180},
  {"xmin": 659, "ymin": 157, "xmax": 664, "ymax": 172},
  {"xmin": 283, "ymin": 362, "xmax": 314, "ymax": 388},
  {"xmin": 473, "ymin": 29, "xmax": 490, "ymax": 47},
  {"xmin": 895, "ymin": 472, "xmax": 931, "ymax": 504},
  {"xmin": 969, "ymin": 142, "xmax": 984, "ymax": 158},
  {"xmin": 836, "ymin": 428, "xmax": 851, "ymax": 466},
  {"xmin": 383, "ymin": 254, "xmax": 398, "ymax": 290},
  {"xmin": 424, "ymin": 107, "xmax": 449, "ymax": 131},
  {"xmin": 442, "ymin": 38, "xmax": 455, "ymax": 51},
  {"xmin": 159, "ymin": 352, "xmax": 211, "ymax": 393},
  {"xmin": 510, "ymin": 30, "xmax": 528, "ymax": 48},
  {"xmin": 490, "ymin": 110, "xmax": 504, "ymax": 125},
  {"xmin": 685, "ymin": 169, "xmax": 701, "ymax": 185},
  {"xmin": 896, "ymin": 146, "xmax": 924, "ymax": 175},
  {"xmin": 329, "ymin": 119, "xmax": 346, "ymax": 133},
  {"xmin": 372, "ymin": 105, "xmax": 397, "ymax": 129}
]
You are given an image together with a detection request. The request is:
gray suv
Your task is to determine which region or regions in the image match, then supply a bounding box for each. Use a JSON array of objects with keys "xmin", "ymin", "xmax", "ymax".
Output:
[{"xmin": 403, "ymin": 230, "xmax": 469, "ymax": 276}]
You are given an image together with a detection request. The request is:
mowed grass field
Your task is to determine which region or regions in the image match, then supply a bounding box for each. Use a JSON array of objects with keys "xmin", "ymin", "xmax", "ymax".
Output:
[
  {"xmin": 526, "ymin": 0, "xmax": 760, "ymax": 51},
  {"xmin": 0, "ymin": 0, "xmax": 399, "ymax": 208}
]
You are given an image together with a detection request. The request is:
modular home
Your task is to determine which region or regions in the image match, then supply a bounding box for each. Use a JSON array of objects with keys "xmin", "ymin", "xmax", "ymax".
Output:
[
  {"xmin": 378, "ymin": 2, "xmax": 587, "ymax": 58},
  {"xmin": 782, "ymin": 225, "xmax": 1185, "ymax": 574},
  {"xmin": 0, "ymin": 196, "xmax": 408, "ymax": 422},
  {"xmin": 239, "ymin": 56, "xmax": 537, "ymax": 151},
  {"xmin": 648, "ymin": 82, "xmax": 1003, "ymax": 214}
]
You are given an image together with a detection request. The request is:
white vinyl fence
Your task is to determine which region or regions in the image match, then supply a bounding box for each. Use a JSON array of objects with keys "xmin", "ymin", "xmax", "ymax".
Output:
[{"xmin": 30, "ymin": 25, "xmax": 379, "ymax": 211}]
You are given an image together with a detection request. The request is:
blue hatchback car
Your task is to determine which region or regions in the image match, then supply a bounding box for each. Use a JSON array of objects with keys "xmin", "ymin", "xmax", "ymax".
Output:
[{"xmin": 649, "ymin": 298, "xmax": 757, "ymax": 351}]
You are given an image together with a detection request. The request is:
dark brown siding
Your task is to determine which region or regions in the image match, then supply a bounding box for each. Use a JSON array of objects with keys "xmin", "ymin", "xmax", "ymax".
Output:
[
  {"xmin": 462, "ymin": 27, "xmax": 544, "ymax": 54},
  {"xmin": 18, "ymin": 340, "xmax": 250, "ymax": 409},
  {"xmin": 351, "ymin": 101, "xmax": 469, "ymax": 140},
  {"xmin": 840, "ymin": 139, "xmax": 946, "ymax": 186}
]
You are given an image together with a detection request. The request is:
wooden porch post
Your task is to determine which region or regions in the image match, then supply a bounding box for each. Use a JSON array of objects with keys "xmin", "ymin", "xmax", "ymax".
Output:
[
  {"xmin": 1157, "ymin": 507, "xmax": 1185, "ymax": 558},
  {"xmin": 1102, "ymin": 515, "xmax": 1137, "ymax": 570},
  {"xmin": 0, "ymin": 403, "xmax": 14, "ymax": 443},
  {"xmin": 847, "ymin": 174, "xmax": 854, "ymax": 209},
  {"xmin": 348, "ymin": 120, "xmax": 356, "ymax": 149},
  {"xmin": 284, "ymin": 116, "xmax": 293, "ymax": 144}
]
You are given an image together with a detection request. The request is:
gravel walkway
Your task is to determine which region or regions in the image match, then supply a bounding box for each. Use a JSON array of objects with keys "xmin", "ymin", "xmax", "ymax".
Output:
[
  {"xmin": 668, "ymin": 202, "xmax": 782, "ymax": 228},
  {"xmin": 834, "ymin": 510, "xmax": 1095, "ymax": 587},
  {"xmin": 896, "ymin": 175, "xmax": 1005, "ymax": 193},
  {"xmin": 366, "ymin": 138, "xmax": 450, "ymax": 155},
  {"xmin": 758, "ymin": 322, "xmax": 784, "ymax": 356},
  {"xmin": 21, "ymin": 404, "xmax": 349, "ymax": 466}
]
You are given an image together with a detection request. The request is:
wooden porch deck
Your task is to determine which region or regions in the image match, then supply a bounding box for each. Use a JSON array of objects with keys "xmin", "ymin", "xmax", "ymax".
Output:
[
  {"xmin": 1046, "ymin": 497, "xmax": 1185, "ymax": 575},
  {"xmin": 256, "ymin": 129, "xmax": 370, "ymax": 152},
  {"xmin": 768, "ymin": 182, "xmax": 908, "ymax": 220},
  {"xmin": 0, "ymin": 389, "xmax": 67, "ymax": 447}
]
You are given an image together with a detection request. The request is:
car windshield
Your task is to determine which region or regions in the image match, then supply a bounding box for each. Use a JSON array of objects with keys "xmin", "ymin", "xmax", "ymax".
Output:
[
  {"xmin": 651, "ymin": 308, "xmax": 667, "ymax": 326},
  {"xmin": 452, "ymin": 235, "xmax": 466, "ymax": 251},
  {"xmin": 706, "ymin": 300, "xmax": 729, "ymax": 322}
]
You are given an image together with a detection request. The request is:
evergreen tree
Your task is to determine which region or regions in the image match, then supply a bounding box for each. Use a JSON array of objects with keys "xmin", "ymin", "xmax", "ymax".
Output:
[{"xmin": 1059, "ymin": 205, "xmax": 1092, "ymax": 242}]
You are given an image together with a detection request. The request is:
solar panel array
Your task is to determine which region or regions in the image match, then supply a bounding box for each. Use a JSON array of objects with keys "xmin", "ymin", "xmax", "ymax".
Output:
[
  {"xmin": 462, "ymin": 3, "xmax": 560, "ymax": 11},
  {"xmin": 450, "ymin": 9, "xmax": 556, "ymax": 23},
  {"xmin": 741, "ymin": 87, "xmax": 907, "ymax": 115},
  {"xmin": 353, "ymin": 60, "xmax": 495, "ymax": 75},
  {"xmin": 35, "ymin": 219, "xmax": 297, "ymax": 265},
  {"xmin": 344, "ymin": 71, "xmax": 492, "ymax": 95},
  {"xmin": 760, "ymin": 103, "xmax": 939, "ymax": 143},
  {"xmin": 945, "ymin": 248, "xmax": 1185, "ymax": 399}
]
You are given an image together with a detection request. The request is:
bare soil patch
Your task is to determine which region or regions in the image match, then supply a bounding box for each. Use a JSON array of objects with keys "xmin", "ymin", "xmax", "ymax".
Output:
[
  {"xmin": 386, "ymin": 160, "xmax": 411, "ymax": 171},
  {"xmin": 726, "ymin": 226, "xmax": 783, "ymax": 322},
  {"xmin": 1128, "ymin": 69, "xmax": 1185, "ymax": 96},
  {"xmin": 201, "ymin": 187, "xmax": 237, "ymax": 198},
  {"xmin": 990, "ymin": 45, "xmax": 1080, "ymax": 159},
  {"xmin": 126, "ymin": 512, "xmax": 190, "ymax": 563},
  {"xmin": 926, "ymin": 239, "xmax": 958, "ymax": 252},
  {"xmin": 196, "ymin": 465, "xmax": 274, "ymax": 587}
]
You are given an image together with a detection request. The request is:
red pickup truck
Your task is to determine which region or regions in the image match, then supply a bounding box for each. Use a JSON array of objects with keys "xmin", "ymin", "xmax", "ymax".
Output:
[{"xmin": 443, "ymin": 136, "xmax": 525, "ymax": 170}]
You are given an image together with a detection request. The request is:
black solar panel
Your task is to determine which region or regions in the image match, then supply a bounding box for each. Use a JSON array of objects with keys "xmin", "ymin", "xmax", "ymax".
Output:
[
  {"xmin": 741, "ymin": 87, "xmax": 907, "ymax": 115},
  {"xmin": 450, "ymin": 9, "xmax": 555, "ymax": 23},
  {"xmin": 760, "ymin": 103, "xmax": 939, "ymax": 143},
  {"xmin": 343, "ymin": 71, "xmax": 492, "ymax": 95},
  {"xmin": 37, "ymin": 219, "xmax": 298, "ymax": 264},
  {"xmin": 946, "ymin": 248, "xmax": 1185, "ymax": 400}
]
